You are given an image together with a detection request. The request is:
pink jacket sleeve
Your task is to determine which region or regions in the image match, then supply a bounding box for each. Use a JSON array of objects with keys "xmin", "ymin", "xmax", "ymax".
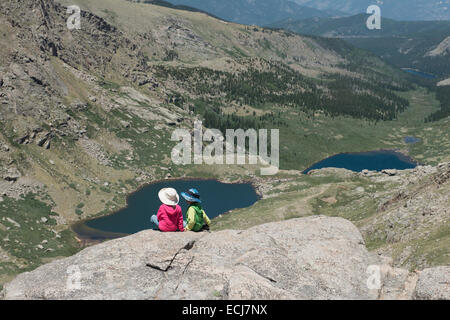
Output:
[
  {"xmin": 177, "ymin": 206, "xmax": 184, "ymax": 232},
  {"xmin": 157, "ymin": 205, "xmax": 164, "ymax": 222}
]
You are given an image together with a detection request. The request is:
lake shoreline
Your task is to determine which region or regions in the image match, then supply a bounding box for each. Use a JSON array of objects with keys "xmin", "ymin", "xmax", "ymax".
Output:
[
  {"xmin": 303, "ymin": 148, "xmax": 421, "ymax": 174},
  {"xmin": 70, "ymin": 176, "xmax": 262, "ymax": 243}
]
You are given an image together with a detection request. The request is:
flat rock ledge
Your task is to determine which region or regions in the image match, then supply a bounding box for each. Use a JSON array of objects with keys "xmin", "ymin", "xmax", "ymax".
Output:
[{"xmin": 1, "ymin": 216, "xmax": 447, "ymax": 300}]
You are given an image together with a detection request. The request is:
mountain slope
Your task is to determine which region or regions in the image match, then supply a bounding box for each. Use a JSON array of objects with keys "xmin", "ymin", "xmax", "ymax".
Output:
[
  {"xmin": 427, "ymin": 36, "xmax": 450, "ymax": 57},
  {"xmin": 128, "ymin": 0, "xmax": 226, "ymax": 20},
  {"xmin": 271, "ymin": 14, "xmax": 450, "ymax": 77},
  {"xmin": 162, "ymin": 0, "xmax": 338, "ymax": 26}
]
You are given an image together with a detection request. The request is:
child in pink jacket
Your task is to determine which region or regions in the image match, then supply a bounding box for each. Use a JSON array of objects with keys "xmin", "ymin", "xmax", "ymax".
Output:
[{"xmin": 150, "ymin": 188, "xmax": 185, "ymax": 232}]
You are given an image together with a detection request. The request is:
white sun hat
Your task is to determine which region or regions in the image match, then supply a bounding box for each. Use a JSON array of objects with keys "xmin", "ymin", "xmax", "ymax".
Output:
[{"xmin": 158, "ymin": 188, "xmax": 180, "ymax": 206}]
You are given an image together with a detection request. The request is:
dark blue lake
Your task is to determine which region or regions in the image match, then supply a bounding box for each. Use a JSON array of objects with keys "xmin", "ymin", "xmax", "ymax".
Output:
[
  {"xmin": 303, "ymin": 150, "xmax": 417, "ymax": 174},
  {"xmin": 402, "ymin": 68, "xmax": 437, "ymax": 79},
  {"xmin": 73, "ymin": 179, "xmax": 259, "ymax": 240}
]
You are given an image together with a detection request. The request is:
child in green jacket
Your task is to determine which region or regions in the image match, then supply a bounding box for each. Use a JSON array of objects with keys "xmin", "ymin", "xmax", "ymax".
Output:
[{"xmin": 181, "ymin": 188, "xmax": 211, "ymax": 232}]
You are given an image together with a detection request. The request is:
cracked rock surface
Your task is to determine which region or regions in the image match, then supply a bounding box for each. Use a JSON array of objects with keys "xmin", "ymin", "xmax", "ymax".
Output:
[
  {"xmin": 2, "ymin": 216, "xmax": 381, "ymax": 300},
  {"xmin": 2, "ymin": 215, "xmax": 446, "ymax": 300}
]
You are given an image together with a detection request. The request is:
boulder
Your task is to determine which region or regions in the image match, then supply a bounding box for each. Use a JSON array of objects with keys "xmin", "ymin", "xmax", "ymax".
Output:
[
  {"xmin": 36, "ymin": 132, "xmax": 50, "ymax": 147},
  {"xmin": 414, "ymin": 267, "xmax": 450, "ymax": 300},
  {"xmin": 382, "ymin": 169, "xmax": 397, "ymax": 176},
  {"xmin": 120, "ymin": 120, "xmax": 131, "ymax": 128},
  {"xmin": 43, "ymin": 140, "xmax": 51, "ymax": 150},
  {"xmin": 15, "ymin": 134, "xmax": 29, "ymax": 145},
  {"xmin": 2, "ymin": 216, "xmax": 382, "ymax": 300},
  {"xmin": 3, "ymin": 168, "xmax": 21, "ymax": 182},
  {"xmin": 165, "ymin": 120, "xmax": 177, "ymax": 126},
  {"xmin": 70, "ymin": 100, "xmax": 88, "ymax": 111}
]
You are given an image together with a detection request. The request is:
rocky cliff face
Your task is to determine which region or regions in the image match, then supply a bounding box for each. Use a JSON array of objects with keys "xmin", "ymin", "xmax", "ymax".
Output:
[
  {"xmin": 426, "ymin": 36, "xmax": 450, "ymax": 57},
  {"xmin": 1, "ymin": 215, "xmax": 448, "ymax": 300}
]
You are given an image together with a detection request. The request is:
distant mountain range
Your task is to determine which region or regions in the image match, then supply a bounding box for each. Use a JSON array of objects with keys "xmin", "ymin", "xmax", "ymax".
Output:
[
  {"xmin": 272, "ymin": 13, "xmax": 450, "ymax": 77},
  {"xmin": 271, "ymin": 13, "xmax": 450, "ymax": 38},
  {"xmin": 163, "ymin": 0, "xmax": 346, "ymax": 26},
  {"xmin": 291, "ymin": 0, "xmax": 450, "ymax": 21},
  {"xmin": 163, "ymin": 0, "xmax": 450, "ymax": 23}
]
